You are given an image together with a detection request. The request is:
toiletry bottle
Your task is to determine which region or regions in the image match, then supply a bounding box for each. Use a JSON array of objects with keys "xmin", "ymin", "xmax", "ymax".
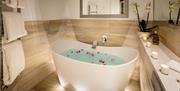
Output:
[{"xmin": 151, "ymin": 31, "xmax": 159, "ymax": 45}]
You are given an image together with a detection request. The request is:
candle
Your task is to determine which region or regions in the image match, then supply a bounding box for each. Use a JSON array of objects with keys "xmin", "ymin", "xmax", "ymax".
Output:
[
  {"xmin": 143, "ymin": 36, "xmax": 147, "ymax": 41},
  {"xmin": 93, "ymin": 40, "xmax": 97, "ymax": 46},
  {"xmin": 160, "ymin": 64, "xmax": 170, "ymax": 75},
  {"xmin": 146, "ymin": 42, "xmax": 151, "ymax": 47}
]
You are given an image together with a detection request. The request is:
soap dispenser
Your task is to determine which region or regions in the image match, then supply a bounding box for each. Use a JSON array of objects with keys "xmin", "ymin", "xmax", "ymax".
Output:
[{"xmin": 151, "ymin": 31, "xmax": 159, "ymax": 45}]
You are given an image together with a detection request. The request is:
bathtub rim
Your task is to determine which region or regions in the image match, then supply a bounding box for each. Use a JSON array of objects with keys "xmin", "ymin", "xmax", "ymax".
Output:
[
  {"xmin": 53, "ymin": 51, "xmax": 138, "ymax": 68},
  {"xmin": 52, "ymin": 39, "xmax": 139, "ymax": 68}
]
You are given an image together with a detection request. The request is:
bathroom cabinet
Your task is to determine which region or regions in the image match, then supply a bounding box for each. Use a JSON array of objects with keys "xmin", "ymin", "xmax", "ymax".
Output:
[
  {"xmin": 139, "ymin": 39, "xmax": 166, "ymax": 91},
  {"xmin": 139, "ymin": 40, "xmax": 154, "ymax": 91}
]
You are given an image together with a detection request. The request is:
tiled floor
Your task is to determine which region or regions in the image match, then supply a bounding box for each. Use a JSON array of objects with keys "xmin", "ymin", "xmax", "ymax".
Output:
[{"xmin": 30, "ymin": 72, "xmax": 141, "ymax": 91}]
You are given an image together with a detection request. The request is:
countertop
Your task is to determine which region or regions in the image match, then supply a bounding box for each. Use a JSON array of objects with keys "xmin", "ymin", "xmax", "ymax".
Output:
[{"xmin": 140, "ymin": 39, "xmax": 180, "ymax": 91}]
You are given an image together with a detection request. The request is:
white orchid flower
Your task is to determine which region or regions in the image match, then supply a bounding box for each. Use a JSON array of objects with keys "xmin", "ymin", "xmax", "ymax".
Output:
[{"xmin": 145, "ymin": 3, "xmax": 151, "ymax": 13}]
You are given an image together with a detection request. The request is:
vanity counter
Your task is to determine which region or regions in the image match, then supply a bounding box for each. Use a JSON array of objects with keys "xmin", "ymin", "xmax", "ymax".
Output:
[{"xmin": 139, "ymin": 38, "xmax": 180, "ymax": 91}]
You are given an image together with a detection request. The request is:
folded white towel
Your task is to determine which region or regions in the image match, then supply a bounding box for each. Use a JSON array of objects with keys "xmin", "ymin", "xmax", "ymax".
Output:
[
  {"xmin": 167, "ymin": 60, "xmax": 180, "ymax": 73},
  {"xmin": 17, "ymin": 0, "xmax": 25, "ymax": 9},
  {"xmin": 2, "ymin": 40, "xmax": 25, "ymax": 85},
  {"xmin": 2, "ymin": 12, "xmax": 27, "ymax": 43},
  {"xmin": 5, "ymin": 0, "xmax": 17, "ymax": 8}
]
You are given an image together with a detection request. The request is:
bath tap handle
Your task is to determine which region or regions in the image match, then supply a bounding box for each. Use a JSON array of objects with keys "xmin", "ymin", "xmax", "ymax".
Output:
[{"xmin": 101, "ymin": 35, "xmax": 108, "ymax": 43}]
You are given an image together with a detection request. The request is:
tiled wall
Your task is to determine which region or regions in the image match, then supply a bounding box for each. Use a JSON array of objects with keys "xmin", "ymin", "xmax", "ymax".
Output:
[
  {"xmin": 6, "ymin": 21, "xmax": 56, "ymax": 91},
  {"xmin": 72, "ymin": 20, "xmax": 133, "ymax": 46},
  {"xmin": 156, "ymin": 22, "xmax": 180, "ymax": 58},
  {"xmin": 44, "ymin": 19, "xmax": 140, "ymax": 49}
]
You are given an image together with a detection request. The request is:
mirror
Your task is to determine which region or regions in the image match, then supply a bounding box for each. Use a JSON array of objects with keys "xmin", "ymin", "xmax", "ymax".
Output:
[{"xmin": 80, "ymin": 0, "xmax": 129, "ymax": 18}]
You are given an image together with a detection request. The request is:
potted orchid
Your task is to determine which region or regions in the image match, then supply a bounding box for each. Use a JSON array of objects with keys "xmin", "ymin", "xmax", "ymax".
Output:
[
  {"xmin": 131, "ymin": 2, "xmax": 141, "ymax": 25},
  {"xmin": 131, "ymin": 2, "xmax": 157, "ymax": 40},
  {"xmin": 131, "ymin": 2, "xmax": 156, "ymax": 32},
  {"xmin": 168, "ymin": 0, "xmax": 180, "ymax": 25},
  {"xmin": 145, "ymin": 2, "xmax": 151, "ymax": 25},
  {"xmin": 168, "ymin": 1, "xmax": 176, "ymax": 24},
  {"xmin": 176, "ymin": 0, "xmax": 180, "ymax": 25}
]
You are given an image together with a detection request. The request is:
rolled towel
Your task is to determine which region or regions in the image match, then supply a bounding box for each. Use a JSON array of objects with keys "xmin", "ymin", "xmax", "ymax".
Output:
[
  {"xmin": 167, "ymin": 60, "xmax": 180, "ymax": 73},
  {"xmin": 5, "ymin": 0, "xmax": 17, "ymax": 8},
  {"xmin": 2, "ymin": 40, "xmax": 25, "ymax": 85},
  {"xmin": 2, "ymin": 12, "xmax": 27, "ymax": 43}
]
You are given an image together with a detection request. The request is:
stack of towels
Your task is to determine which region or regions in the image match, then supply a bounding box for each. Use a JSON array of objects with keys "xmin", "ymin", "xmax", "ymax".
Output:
[
  {"xmin": 4, "ymin": 0, "xmax": 25, "ymax": 8},
  {"xmin": 2, "ymin": 12, "xmax": 27, "ymax": 86},
  {"xmin": 167, "ymin": 60, "xmax": 180, "ymax": 74}
]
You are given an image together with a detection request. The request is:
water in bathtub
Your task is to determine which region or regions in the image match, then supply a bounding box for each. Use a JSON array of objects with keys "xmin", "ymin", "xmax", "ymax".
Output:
[{"xmin": 61, "ymin": 49, "xmax": 124, "ymax": 65}]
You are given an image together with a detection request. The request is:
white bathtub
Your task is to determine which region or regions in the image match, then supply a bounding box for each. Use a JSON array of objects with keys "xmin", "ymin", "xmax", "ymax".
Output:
[{"xmin": 52, "ymin": 40, "xmax": 139, "ymax": 91}]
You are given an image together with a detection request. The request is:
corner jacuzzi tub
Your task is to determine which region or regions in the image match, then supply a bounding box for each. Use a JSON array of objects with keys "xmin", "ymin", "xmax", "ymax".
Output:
[{"xmin": 52, "ymin": 40, "xmax": 139, "ymax": 91}]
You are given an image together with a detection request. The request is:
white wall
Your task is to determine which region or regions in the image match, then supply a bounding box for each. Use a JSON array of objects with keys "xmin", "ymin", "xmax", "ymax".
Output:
[
  {"xmin": 38, "ymin": 0, "xmax": 67, "ymax": 20},
  {"xmin": 63, "ymin": 0, "xmax": 80, "ymax": 19},
  {"xmin": 21, "ymin": 0, "xmax": 42, "ymax": 21},
  {"xmin": 22, "ymin": 0, "xmax": 67, "ymax": 21}
]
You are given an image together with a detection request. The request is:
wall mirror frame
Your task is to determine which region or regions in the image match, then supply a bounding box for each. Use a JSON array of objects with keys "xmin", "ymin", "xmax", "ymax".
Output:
[{"xmin": 80, "ymin": 0, "xmax": 129, "ymax": 18}]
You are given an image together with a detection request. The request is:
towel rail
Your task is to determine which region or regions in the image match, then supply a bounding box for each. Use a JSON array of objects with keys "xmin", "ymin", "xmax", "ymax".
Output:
[
  {"xmin": 0, "ymin": 0, "xmax": 21, "ymax": 91},
  {"xmin": 1, "ymin": 0, "xmax": 4, "ymax": 90}
]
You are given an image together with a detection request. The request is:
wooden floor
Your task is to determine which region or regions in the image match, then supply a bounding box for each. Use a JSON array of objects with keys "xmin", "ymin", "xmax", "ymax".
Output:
[{"xmin": 29, "ymin": 72, "xmax": 141, "ymax": 91}]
